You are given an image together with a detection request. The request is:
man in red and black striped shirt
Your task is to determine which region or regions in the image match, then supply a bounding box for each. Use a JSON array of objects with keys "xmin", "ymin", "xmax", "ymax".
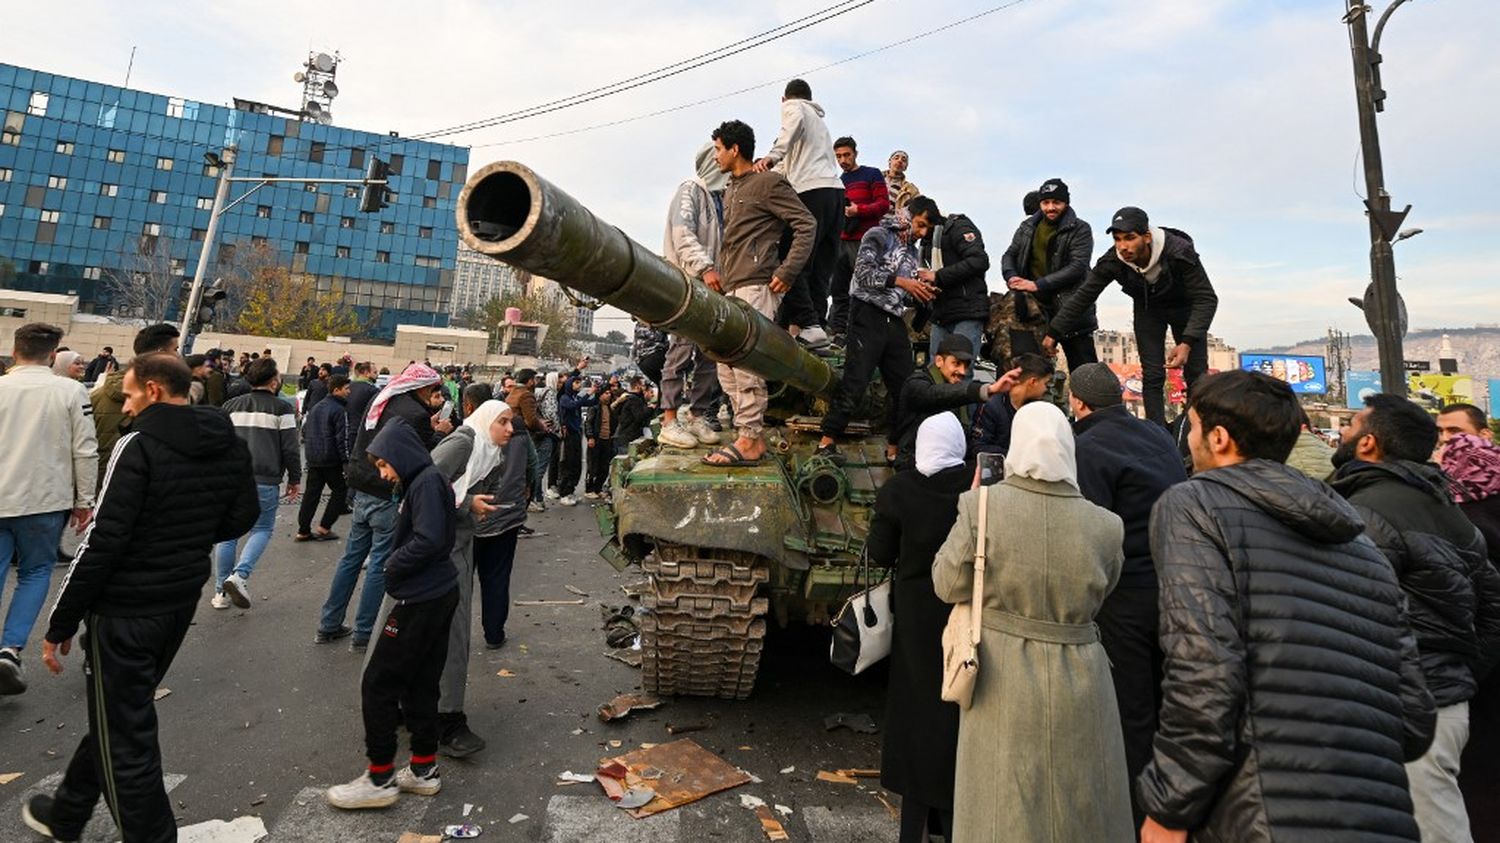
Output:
[{"xmin": 829, "ymin": 136, "xmax": 890, "ymax": 342}]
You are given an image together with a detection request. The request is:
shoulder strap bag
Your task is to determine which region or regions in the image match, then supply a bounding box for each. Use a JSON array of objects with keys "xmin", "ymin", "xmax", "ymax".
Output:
[{"xmin": 940, "ymin": 483, "xmax": 987, "ymax": 709}]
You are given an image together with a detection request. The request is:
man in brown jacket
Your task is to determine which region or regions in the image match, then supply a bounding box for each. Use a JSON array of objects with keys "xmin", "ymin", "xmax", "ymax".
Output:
[{"xmin": 702, "ymin": 120, "xmax": 815, "ymax": 466}]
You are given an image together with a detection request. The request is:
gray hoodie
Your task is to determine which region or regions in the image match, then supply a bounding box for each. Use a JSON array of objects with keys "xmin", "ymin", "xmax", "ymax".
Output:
[
  {"xmin": 662, "ymin": 144, "xmax": 727, "ymax": 280},
  {"xmin": 764, "ymin": 99, "xmax": 842, "ymax": 194}
]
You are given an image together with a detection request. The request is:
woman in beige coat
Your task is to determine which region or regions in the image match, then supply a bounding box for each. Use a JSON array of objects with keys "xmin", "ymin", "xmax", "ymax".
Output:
[{"xmin": 932, "ymin": 402, "xmax": 1133, "ymax": 842}]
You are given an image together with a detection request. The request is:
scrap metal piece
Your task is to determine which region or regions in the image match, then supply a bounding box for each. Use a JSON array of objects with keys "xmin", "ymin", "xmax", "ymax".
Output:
[
  {"xmin": 600, "ymin": 738, "xmax": 752, "ymax": 819},
  {"xmin": 597, "ymin": 692, "xmax": 662, "ymax": 722},
  {"xmin": 615, "ymin": 788, "xmax": 655, "ymax": 810}
]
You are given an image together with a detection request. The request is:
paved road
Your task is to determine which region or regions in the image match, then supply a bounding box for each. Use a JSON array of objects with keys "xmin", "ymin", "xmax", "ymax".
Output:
[{"xmin": 0, "ymin": 496, "xmax": 899, "ymax": 842}]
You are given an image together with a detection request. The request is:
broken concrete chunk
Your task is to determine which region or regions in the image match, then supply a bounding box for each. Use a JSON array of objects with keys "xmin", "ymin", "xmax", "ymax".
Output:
[{"xmin": 597, "ymin": 692, "xmax": 662, "ymax": 722}]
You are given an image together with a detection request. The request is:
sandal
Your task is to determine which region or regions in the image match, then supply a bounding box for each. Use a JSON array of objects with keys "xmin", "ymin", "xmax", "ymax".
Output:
[{"xmin": 701, "ymin": 443, "xmax": 764, "ymax": 467}]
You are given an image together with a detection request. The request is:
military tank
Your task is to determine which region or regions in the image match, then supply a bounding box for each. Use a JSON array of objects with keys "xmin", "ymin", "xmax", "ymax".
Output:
[{"xmin": 457, "ymin": 162, "xmax": 900, "ymax": 699}]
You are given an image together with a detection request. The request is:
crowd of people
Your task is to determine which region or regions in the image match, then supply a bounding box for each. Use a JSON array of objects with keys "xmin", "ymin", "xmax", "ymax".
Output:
[{"xmin": 2, "ymin": 75, "xmax": 1499, "ymax": 843}]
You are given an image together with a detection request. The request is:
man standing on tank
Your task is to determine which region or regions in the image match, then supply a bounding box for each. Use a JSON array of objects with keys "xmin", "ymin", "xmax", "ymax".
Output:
[
  {"xmin": 702, "ymin": 120, "xmax": 815, "ymax": 467},
  {"xmin": 754, "ymin": 79, "xmax": 843, "ymax": 349}
]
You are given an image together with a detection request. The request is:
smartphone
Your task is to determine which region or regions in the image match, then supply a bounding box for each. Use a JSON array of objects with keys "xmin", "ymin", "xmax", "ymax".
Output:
[{"xmin": 977, "ymin": 452, "xmax": 1005, "ymax": 486}]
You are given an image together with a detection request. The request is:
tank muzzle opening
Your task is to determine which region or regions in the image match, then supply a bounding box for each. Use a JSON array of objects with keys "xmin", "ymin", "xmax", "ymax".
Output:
[{"xmin": 464, "ymin": 171, "xmax": 532, "ymax": 242}]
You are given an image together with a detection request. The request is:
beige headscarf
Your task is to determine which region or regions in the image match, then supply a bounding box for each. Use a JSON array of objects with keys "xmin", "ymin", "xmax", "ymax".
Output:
[
  {"xmin": 1004, "ymin": 402, "xmax": 1077, "ymax": 487},
  {"xmin": 452, "ymin": 400, "xmax": 512, "ymax": 506},
  {"xmin": 51, "ymin": 350, "xmax": 83, "ymax": 378}
]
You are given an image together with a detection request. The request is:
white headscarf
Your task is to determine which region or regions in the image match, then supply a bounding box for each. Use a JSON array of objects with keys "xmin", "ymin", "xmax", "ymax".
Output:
[
  {"xmin": 452, "ymin": 400, "xmax": 512, "ymax": 506},
  {"xmin": 1004, "ymin": 402, "xmax": 1077, "ymax": 486},
  {"xmin": 51, "ymin": 350, "xmax": 83, "ymax": 378},
  {"xmin": 915, "ymin": 412, "xmax": 967, "ymax": 477}
]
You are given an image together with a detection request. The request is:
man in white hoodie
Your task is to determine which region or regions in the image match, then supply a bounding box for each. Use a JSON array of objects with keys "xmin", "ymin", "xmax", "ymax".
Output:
[
  {"xmin": 0, "ymin": 323, "xmax": 97, "ymax": 694},
  {"xmin": 657, "ymin": 143, "xmax": 727, "ymax": 449},
  {"xmin": 754, "ymin": 78, "xmax": 843, "ymax": 348}
]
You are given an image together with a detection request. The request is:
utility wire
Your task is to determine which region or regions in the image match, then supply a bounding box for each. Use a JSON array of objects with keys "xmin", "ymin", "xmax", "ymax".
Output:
[
  {"xmin": 410, "ymin": 0, "xmax": 873, "ymax": 140},
  {"xmin": 469, "ymin": 0, "xmax": 1034, "ymax": 149}
]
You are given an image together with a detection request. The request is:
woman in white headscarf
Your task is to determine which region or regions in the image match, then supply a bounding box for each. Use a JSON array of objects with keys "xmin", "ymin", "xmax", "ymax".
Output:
[
  {"xmin": 380, "ymin": 398, "xmax": 515, "ymax": 757},
  {"xmin": 51, "ymin": 350, "xmax": 85, "ymax": 380},
  {"xmin": 932, "ymin": 402, "xmax": 1132, "ymax": 843},
  {"xmin": 868, "ymin": 412, "xmax": 972, "ymax": 842}
]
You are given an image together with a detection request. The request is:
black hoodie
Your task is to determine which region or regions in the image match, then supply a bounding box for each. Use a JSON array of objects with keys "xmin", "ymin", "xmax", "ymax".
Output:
[
  {"xmin": 1048, "ymin": 227, "xmax": 1218, "ymax": 345},
  {"xmin": 1331, "ymin": 459, "xmax": 1500, "ymax": 704},
  {"xmin": 47, "ymin": 403, "xmax": 260, "ymax": 643},
  {"xmin": 367, "ymin": 419, "xmax": 457, "ymax": 603}
]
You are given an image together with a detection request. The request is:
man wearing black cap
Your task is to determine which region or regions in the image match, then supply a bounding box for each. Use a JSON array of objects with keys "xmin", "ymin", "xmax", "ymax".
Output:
[
  {"xmin": 1045, "ymin": 207, "xmax": 1218, "ymax": 424},
  {"xmin": 892, "ymin": 334, "xmax": 1019, "ymax": 470},
  {"xmin": 1069, "ymin": 362, "xmax": 1188, "ymax": 829},
  {"xmin": 1002, "ymin": 178, "xmax": 1097, "ymax": 370}
]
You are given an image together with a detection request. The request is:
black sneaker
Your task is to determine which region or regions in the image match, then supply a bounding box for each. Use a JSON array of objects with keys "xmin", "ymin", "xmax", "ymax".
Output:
[
  {"xmin": 0, "ymin": 648, "xmax": 26, "ymax": 696},
  {"xmin": 350, "ymin": 637, "xmax": 369, "ymax": 651},
  {"xmin": 315, "ymin": 625, "xmax": 354, "ymax": 645},
  {"xmin": 484, "ymin": 635, "xmax": 506, "ymax": 650},
  {"xmin": 23, "ymin": 794, "xmax": 77, "ymax": 841},
  {"xmin": 439, "ymin": 721, "xmax": 487, "ymax": 758}
]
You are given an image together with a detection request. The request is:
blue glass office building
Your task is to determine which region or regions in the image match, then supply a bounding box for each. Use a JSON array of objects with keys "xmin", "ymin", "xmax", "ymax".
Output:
[{"xmin": 0, "ymin": 62, "xmax": 468, "ymax": 336}]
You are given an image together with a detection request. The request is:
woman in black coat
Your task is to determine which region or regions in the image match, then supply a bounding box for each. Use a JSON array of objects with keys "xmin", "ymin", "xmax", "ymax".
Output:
[{"xmin": 867, "ymin": 412, "xmax": 972, "ymax": 843}]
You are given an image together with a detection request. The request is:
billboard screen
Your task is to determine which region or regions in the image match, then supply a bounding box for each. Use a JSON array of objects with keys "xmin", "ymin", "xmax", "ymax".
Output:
[
  {"xmin": 1346, "ymin": 371, "xmax": 1382, "ymax": 409},
  {"xmin": 1239, "ymin": 354, "xmax": 1328, "ymax": 394}
]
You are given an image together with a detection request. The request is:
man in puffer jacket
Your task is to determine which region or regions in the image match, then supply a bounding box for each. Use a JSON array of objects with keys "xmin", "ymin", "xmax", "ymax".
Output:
[
  {"xmin": 1140, "ymin": 370, "xmax": 1435, "ymax": 843},
  {"xmin": 1330, "ymin": 393, "xmax": 1500, "ymax": 843}
]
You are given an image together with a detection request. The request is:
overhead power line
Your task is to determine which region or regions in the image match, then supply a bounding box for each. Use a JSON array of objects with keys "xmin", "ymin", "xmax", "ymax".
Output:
[
  {"xmin": 409, "ymin": 0, "xmax": 875, "ymax": 141},
  {"xmin": 469, "ymin": 0, "xmax": 1035, "ymax": 150}
]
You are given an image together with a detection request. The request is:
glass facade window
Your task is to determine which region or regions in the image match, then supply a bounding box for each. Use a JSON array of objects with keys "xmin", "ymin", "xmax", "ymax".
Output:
[
  {"xmin": 92, "ymin": 215, "xmax": 110, "ymax": 229},
  {"xmin": 299, "ymin": 211, "xmax": 314, "ymax": 224},
  {"xmin": 156, "ymin": 156, "xmax": 173, "ymax": 171},
  {"xmin": 83, "ymin": 266, "xmax": 101, "ymax": 280},
  {"xmin": 0, "ymin": 61, "xmax": 468, "ymax": 336}
]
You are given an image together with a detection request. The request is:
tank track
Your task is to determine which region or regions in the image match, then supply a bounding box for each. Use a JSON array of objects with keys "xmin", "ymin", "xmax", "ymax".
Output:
[{"xmin": 640, "ymin": 543, "xmax": 770, "ymax": 700}]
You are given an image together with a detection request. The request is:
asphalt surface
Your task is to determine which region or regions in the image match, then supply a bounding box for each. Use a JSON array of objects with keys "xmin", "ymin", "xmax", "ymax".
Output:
[{"xmin": 0, "ymin": 490, "xmax": 900, "ymax": 842}]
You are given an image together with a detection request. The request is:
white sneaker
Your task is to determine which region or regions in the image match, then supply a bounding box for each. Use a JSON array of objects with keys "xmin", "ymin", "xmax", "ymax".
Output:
[
  {"xmin": 559, "ymin": 495, "xmax": 579, "ymax": 507},
  {"xmin": 686, "ymin": 416, "xmax": 722, "ymax": 446},
  {"xmin": 223, "ymin": 574, "xmax": 252, "ymax": 609},
  {"xmin": 326, "ymin": 771, "xmax": 399, "ymax": 810},
  {"xmin": 657, "ymin": 419, "xmax": 698, "ymax": 448},
  {"xmin": 544, "ymin": 488, "xmax": 560, "ymax": 500},
  {"xmin": 395, "ymin": 765, "xmax": 442, "ymax": 796},
  {"xmin": 796, "ymin": 326, "xmax": 830, "ymax": 348},
  {"xmin": 527, "ymin": 502, "xmax": 546, "ymax": 513},
  {"xmin": 211, "ymin": 592, "xmax": 231, "ymax": 610}
]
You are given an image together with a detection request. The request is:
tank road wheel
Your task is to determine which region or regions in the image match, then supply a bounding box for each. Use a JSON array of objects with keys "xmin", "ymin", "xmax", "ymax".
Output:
[{"xmin": 639, "ymin": 543, "xmax": 770, "ymax": 700}]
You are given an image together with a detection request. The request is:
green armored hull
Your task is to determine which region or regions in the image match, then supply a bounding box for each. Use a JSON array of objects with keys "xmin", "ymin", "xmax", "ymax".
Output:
[{"xmin": 457, "ymin": 162, "xmax": 898, "ymax": 699}]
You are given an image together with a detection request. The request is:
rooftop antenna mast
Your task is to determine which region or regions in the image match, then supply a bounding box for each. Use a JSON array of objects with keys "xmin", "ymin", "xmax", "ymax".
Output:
[{"xmin": 293, "ymin": 50, "xmax": 340, "ymax": 124}]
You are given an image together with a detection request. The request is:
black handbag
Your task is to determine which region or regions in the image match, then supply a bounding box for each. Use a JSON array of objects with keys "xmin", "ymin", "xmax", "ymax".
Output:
[{"xmin": 830, "ymin": 546, "xmax": 894, "ymax": 675}]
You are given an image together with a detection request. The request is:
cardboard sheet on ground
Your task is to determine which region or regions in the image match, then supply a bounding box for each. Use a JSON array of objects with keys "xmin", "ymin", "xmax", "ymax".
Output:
[{"xmin": 600, "ymin": 738, "xmax": 751, "ymax": 818}]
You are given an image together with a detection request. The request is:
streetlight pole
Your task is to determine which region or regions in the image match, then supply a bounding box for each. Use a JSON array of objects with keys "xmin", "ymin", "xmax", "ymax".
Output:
[
  {"xmin": 180, "ymin": 145, "xmax": 237, "ymax": 344},
  {"xmin": 1344, "ymin": 0, "xmax": 1412, "ymax": 396}
]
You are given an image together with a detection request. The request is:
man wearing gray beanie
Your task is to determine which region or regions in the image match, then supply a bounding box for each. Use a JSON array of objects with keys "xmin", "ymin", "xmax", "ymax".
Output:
[{"xmin": 1069, "ymin": 361, "xmax": 1188, "ymax": 829}]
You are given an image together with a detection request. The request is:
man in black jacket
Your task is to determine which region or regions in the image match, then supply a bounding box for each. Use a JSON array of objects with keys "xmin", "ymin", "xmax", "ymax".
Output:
[
  {"xmin": 1045, "ymin": 207, "xmax": 1218, "ymax": 425},
  {"xmin": 297, "ymin": 374, "xmax": 351, "ymax": 543},
  {"xmin": 26, "ymin": 353, "xmax": 258, "ymax": 843},
  {"xmin": 1330, "ymin": 393, "xmax": 1500, "ymax": 843},
  {"xmin": 1139, "ymin": 370, "xmax": 1434, "ymax": 843},
  {"xmin": 612, "ymin": 377, "xmax": 652, "ymax": 455},
  {"xmin": 1002, "ymin": 178, "xmax": 1097, "ymax": 369},
  {"xmin": 345, "ymin": 362, "xmax": 380, "ymax": 438},
  {"xmin": 1068, "ymin": 363, "xmax": 1187, "ymax": 829},
  {"xmin": 909, "ymin": 196, "xmax": 991, "ymax": 367},
  {"xmin": 892, "ymin": 335, "xmax": 1018, "ymax": 470},
  {"xmin": 318, "ymin": 364, "xmax": 452, "ymax": 649}
]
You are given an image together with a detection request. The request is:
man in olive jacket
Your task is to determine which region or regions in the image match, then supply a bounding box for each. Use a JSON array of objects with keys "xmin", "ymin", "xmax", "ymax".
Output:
[
  {"xmin": 1330, "ymin": 393, "xmax": 1500, "ymax": 843},
  {"xmin": 1001, "ymin": 178, "xmax": 1097, "ymax": 369},
  {"xmin": 1140, "ymin": 370, "xmax": 1434, "ymax": 843}
]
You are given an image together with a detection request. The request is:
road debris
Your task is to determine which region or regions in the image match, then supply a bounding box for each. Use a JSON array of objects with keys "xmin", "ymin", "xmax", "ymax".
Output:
[
  {"xmin": 603, "ymin": 647, "xmax": 642, "ymax": 668},
  {"xmin": 778, "ymin": 766, "xmax": 795, "ymax": 775},
  {"xmin": 153, "ymin": 688, "xmax": 172, "ymax": 701},
  {"xmin": 665, "ymin": 722, "xmax": 707, "ymax": 736},
  {"xmin": 507, "ymin": 813, "xmax": 529, "ymax": 824},
  {"xmin": 823, "ymin": 711, "xmax": 879, "ymax": 734},
  {"xmin": 496, "ymin": 669, "xmax": 516, "ymax": 677},
  {"xmin": 564, "ymin": 585, "xmax": 590, "ymax": 597},
  {"xmin": 557, "ymin": 771, "xmax": 596, "ymax": 785},
  {"xmin": 513, "ymin": 599, "xmax": 586, "ymax": 606},
  {"xmin": 874, "ymin": 792, "xmax": 900, "ymax": 820},
  {"xmin": 615, "ymin": 788, "xmax": 655, "ymax": 810},
  {"xmin": 0, "ymin": 773, "xmax": 22, "ymax": 785},
  {"xmin": 249, "ymin": 793, "xmax": 266, "ymax": 806},
  {"xmin": 836, "ymin": 768, "xmax": 880, "ymax": 778},
  {"xmin": 396, "ymin": 835, "xmax": 440, "ymax": 843},
  {"xmin": 462, "ymin": 803, "xmax": 473, "ymax": 817},
  {"xmin": 597, "ymin": 692, "xmax": 662, "ymax": 722},
  {"xmin": 738, "ymin": 797, "xmax": 790, "ymax": 841},
  {"xmin": 442, "ymin": 823, "xmax": 483, "ymax": 838},
  {"xmin": 816, "ymin": 770, "xmax": 858, "ymax": 785},
  {"xmin": 598, "ymin": 738, "xmax": 752, "ymax": 819},
  {"xmin": 175, "ymin": 815, "xmax": 269, "ymax": 842}
]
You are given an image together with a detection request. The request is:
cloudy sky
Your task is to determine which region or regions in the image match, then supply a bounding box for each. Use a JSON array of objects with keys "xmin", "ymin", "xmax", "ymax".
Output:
[{"xmin": 9, "ymin": 0, "xmax": 1497, "ymax": 349}]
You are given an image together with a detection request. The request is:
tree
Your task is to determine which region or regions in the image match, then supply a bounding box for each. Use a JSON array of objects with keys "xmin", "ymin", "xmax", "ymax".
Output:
[
  {"xmin": 234, "ymin": 263, "xmax": 360, "ymax": 340},
  {"xmin": 459, "ymin": 288, "xmax": 581, "ymax": 358},
  {"xmin": 604, "ymin": 329, "xmax": 627, "ymax": 345},
  {"xmin": 99, "ymin": 236, "xmax": 184, "ymax": 322}
]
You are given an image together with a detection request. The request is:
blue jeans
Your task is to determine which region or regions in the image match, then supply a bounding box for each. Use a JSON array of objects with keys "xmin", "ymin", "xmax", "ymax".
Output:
[
  {"xmin": 928, "ymin": 319, "xmax": 985, "ymax": 379},
  {"xmin": 213, "ymin": 484, "xmax": 280, "ymax": 590},
  {"xmin": 0, "ymin": 511, "xmax": 67, "ymax": 650},
  {"xmin": 530, "ymin": 435, "xmax": 554, "ymax": 503},
  {"xmin": 319, "ymin": 491, "xmax": 398, "ymax": 640}
]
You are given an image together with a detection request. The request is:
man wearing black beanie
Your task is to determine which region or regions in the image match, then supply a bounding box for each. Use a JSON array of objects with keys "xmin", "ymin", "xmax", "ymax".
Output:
[{"xmin": 1000, "ymin": 178, "xmax": 1098, "ymax": 370}]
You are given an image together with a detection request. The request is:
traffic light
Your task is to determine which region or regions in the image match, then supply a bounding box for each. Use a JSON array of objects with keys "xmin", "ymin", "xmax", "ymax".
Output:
[
  {"xmin": 195, "ymin": 278, "xmax": 227, "ymax": 332},
  {"xmin": 360, "ymin": 157, "xmax": 390, "ymax": 213}
]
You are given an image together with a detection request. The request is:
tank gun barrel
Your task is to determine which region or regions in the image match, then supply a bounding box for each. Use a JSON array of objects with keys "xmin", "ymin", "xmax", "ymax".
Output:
[{"xmin": 456, "ymin": 161, "xmax": 836, "ymax": 397}]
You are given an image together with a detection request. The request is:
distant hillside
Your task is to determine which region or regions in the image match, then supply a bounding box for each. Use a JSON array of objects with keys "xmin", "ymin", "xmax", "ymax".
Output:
[{"xmin": 1255, "ymin": 328, "xmax": 1500, "ymax": 383}]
